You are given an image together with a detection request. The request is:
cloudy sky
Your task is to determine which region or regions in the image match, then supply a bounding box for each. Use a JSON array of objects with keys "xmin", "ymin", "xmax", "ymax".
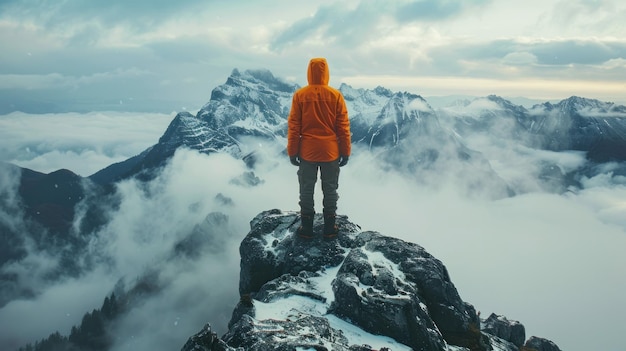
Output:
[{"xmin": 1, "ymin": 0, "xmax": 626, "ymax": 114}]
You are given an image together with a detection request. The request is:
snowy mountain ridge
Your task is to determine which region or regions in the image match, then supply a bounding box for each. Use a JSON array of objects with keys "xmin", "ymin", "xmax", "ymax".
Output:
[
  {"xmin": 88, "ymin": 68, "xmax": 626, "ymax": 188},
  {"xmin": 535, "ymin": 95, "xmax": 626, "ymax": 117}
]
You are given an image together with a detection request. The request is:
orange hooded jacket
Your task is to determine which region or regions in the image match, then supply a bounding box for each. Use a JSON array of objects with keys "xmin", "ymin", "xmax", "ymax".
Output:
[{"xmin": 287, "ymin": 58, "xmax": 351, "ymax": 162}]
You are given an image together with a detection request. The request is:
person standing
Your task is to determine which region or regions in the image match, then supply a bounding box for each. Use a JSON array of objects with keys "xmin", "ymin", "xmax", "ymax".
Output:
[{"xmin": 287, "ymin": 57, "xmax": 351, "ymax": 239}]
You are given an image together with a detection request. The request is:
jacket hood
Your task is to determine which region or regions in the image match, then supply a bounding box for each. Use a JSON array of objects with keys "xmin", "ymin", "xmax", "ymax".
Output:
[{"xmin": 307, "ymin": 57, "xmax": 330, "ymax": 85}]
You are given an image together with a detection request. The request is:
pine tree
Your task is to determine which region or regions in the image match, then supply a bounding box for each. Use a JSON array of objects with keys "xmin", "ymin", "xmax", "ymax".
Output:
[{"xmin": 18, "ymin": 292, "xmax": 120, "ymax": 351}]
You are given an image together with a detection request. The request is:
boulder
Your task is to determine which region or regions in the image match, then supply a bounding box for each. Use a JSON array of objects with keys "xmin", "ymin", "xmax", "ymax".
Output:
[
  {"xmin": 524, "ymin": 336, "xmax": 562, "ymax": 351},
  {"xmin": 482, "ymin": 313, "xmax": 526, "ymax": 347}
]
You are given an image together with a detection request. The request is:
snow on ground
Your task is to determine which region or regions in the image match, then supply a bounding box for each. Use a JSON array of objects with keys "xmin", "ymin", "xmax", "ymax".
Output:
[
  {"xmin": 252, "ymin": 246, "xmax": 414, "ymax": 351},
  {"xmin": 324, "ymin": 314, "xmax": 413, "ymax": 351}
]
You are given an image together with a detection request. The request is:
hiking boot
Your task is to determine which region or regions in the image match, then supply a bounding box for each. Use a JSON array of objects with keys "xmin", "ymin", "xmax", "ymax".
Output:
[
  {"xmin": 297, "ymin": 213, "xmax": 314, "ymax": 239},
  {"xmin": 323, "ymin": 212, "xmax": 338, "ymax": 239}
]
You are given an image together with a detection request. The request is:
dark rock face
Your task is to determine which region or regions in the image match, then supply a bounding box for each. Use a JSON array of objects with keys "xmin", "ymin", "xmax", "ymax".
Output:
[
  {"xmin": 524, "ymin": 336, "xmax": 563, "ymax": 351},
  {"xmin": 482, "ymin": 313, "xmax": 526, "ymax": 347},
  {"xmin": 18, "ymin": 167, "xmax": 85, "ymax": 234},
  {"xmin": 227, "ymin": 209, "xmax": 483, "ymax": 351},
  {"xmin": 329, "ymin": 231, "xmax": 478, "ymax": 350},
  {"xmin": 237, "ymin": 209, "xmax": 357, "ymax": 296},
  {"xmin": 180, "ymin": 323, "xmax": 233, "ymax": 351},
  {"xmin": 181, "ymin": 210, "xmax": 564, "ymax": 351},
  {"xmin": 528, "ymin": 99, "xmax": 626, "ymax": 162}
]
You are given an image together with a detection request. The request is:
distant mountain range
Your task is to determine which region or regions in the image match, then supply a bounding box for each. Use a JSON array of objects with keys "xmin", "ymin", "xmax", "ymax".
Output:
[
  {"xmin": 4, "ymin": 66, "xmax": 626, "ymax": 306},
  {"xmin": 441, "ymin": 94, "xmax": 626, "ymax": 161},
  {"xmin": 89, "ymin": 68, "xmax": 626, "ymax": 186},
  {"xmin": 3, "ymin": 68, "xmax": 626, "ymax": 351}
]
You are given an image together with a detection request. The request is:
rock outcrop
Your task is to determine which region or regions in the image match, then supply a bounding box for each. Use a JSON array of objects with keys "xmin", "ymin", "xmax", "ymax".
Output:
[
  {"xmin": 482, "ymin": 313, "xmax": 526, "ymax": 348},
  {"xmin": 523, "ymin": 336, "xmax": 562, "ymax": 351},
  {"xmin": 182, "ymin": 209, "xmax": 561, "ymax": 351}
]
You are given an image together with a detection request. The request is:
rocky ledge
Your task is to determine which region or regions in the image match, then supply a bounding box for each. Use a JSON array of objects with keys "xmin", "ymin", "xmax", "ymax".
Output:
[{"xmin": 181, "ymin": 209, "xmax": 561, "ymax": 351}]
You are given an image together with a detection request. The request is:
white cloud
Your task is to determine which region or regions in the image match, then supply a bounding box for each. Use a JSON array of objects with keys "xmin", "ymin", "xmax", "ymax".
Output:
[
  {"xmin": 465, "ymin": 98, "xmax": 504, "ymax": 112},
  {"xmin": 0, "ymin": 163, "xmax": 21, "ymax": 217},
  {"xmin": 545, "ymin": 0, "xmax": 626, "ymax": 35},
  {"xmin": 602, "ymin": 57, "xmax": 626, "ymax": 69},
  {"xmin": 340, "ymin": 152, "xmax": 626, "ymax": 351},
  {"xmin": 502, "ymin": 51, "xmax": 538, "ymax": 65},
  {"xmin": 0, "ymin": 146, "xmax": 298, "ymax": 348},
  {"xmin": 1, "ymin": 131, "xmax": 625, "ymax": 351},
  {"xmin": 81, "ymin": 149, "xmax": 300, "ymax": 350},
  {"xmin": 0, "ymin": 267, "xmax": 117, "ymax": 349},
  {"xmin": 0, "ymin": 73, "xmax": 69, "ymax": 90},
  {"xmin": 577, "ymin": 105, "xmax": 626, "ymax": 118},
  {"xmin": 0, "ymin": 111, "xmax": 175, "ymax": 176},
  {"xmin": 407, "ymin": 98, "xmax": 432, "ymax": 112}
]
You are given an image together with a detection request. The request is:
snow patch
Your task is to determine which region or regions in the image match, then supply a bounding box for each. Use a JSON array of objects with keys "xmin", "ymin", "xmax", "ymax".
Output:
[
  {"xmin": 363, "ymin": 248, "xmax": 407, "ymax": 282},
  {"xmin": 325, "ymin": 314, "xmax": 412, "ymax": 351}
]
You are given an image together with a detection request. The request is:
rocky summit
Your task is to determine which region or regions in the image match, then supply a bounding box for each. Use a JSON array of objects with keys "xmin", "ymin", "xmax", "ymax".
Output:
[{"xmin": 181, "ymin": 209, "xmax": 561, "ymax": 351}]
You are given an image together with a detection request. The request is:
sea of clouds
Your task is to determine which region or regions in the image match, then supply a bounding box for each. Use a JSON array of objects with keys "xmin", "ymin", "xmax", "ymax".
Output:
[{"xmin": 0, "ymin": 111, "xmax": 625, "ymax": 351}]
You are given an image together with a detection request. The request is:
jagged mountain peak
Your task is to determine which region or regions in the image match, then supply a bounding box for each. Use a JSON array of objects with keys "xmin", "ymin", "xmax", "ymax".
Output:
[
  {"xmin": 365, "ymin": 90, "xmax": 440, "ymax": 148},
  {"xmin": 531, "ymin": 95, "xmax": 626, "ymax": 117},
  {"xmin": 339, "ymin": 83, "xmax": 394, "ymax": 100},
  {"xmin": 199, "ymin": 69, "xmax": 293, "ymax": 133},
  {"xmin": 484, "ymin": 95, "xmax": 527, "ymax": 112},
  {"xmin": 227, "ymin": 68, "xmax": 297, "ymax": 94},
  {"xmin": 378, "ymin": 91, "xmax": 435, "ymax": 124},
  {"xmin": 181, "ymin": 209, "xmax": 563, "ymax": 351},
  {"xmin": 559, "ymin": 95, "xmax": 602, "ymax": 108},
  {"xmin": 340, "ymin": 84, "xmax": 395, "ymax": 123},
  {"xmin": 157, "ymin": 111, "xmax": 223, "ymax": 151},
  {"xmin": 541, "ymin": 95, "xmax": 603, "ymax": 116},
  {"xmin": 441, "ymin": 95, "xmax": 529, "ymax": 120},
  {"xmin": 390, "ymin": 90, "xmax": 430, "ymax": 106},
  {"xmin": 200, "ymin": 209, "xmax": 477, "ymax": 350},
  {"xmin": 373, "ymin": 85, "xmax": 394, "ymax": 96},
  {"xmin": 559, "ymin": 96, "xmax": 626, "ymax": 117}
]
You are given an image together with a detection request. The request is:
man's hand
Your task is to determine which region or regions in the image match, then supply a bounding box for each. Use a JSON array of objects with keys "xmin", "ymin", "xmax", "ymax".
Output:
[
  {"xmin": 338, "ymin": 155, "xmax": 349, "ymax": 167},
  {"xmin": 290, "ymin": 155, "xmax": 301, "ymax": 166}
]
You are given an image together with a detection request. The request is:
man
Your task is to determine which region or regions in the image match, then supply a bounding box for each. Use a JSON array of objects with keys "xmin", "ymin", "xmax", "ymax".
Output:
[{"xmin": 287, "ymin": 57, "xmax": 351, "ymax": 239}]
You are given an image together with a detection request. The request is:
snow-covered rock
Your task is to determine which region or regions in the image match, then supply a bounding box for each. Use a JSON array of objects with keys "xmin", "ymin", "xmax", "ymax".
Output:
[
  {"xmin": 528, "ymin": 96, "xmax": 626, "ymax": 161},
  {"xmin": 523, "ymin": 336, "xmax": 562, "ymax": 351},
  {"xmin": 181, "ymin": 209, "xmax": 562, "ymax": 351},
  {"xmin": 481, "ymin": 313, "xmax": 525, "ymax": 348}
]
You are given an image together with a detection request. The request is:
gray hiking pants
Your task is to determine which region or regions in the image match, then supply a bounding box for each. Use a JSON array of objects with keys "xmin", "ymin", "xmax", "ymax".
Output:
[{"xmin": 298, "ymin": 159, "xmax": 340, "ymax": 216}]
